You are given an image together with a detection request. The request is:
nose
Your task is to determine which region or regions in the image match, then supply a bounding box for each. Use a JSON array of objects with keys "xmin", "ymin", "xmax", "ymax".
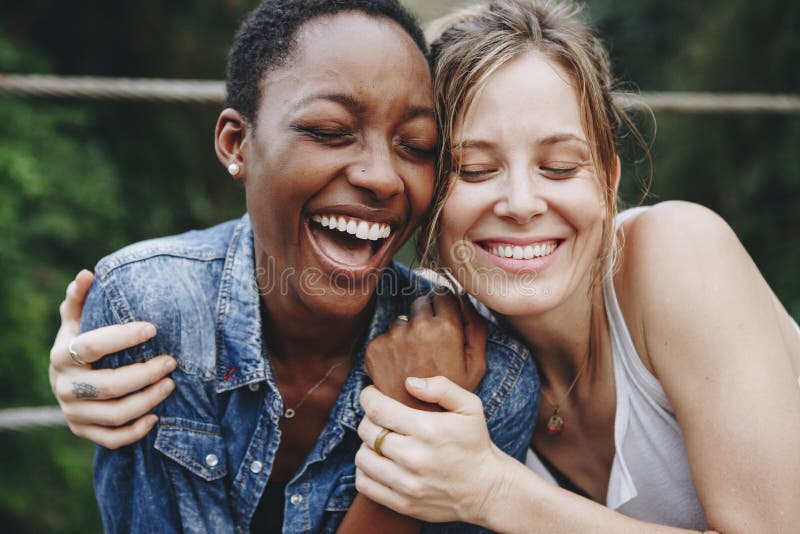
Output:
[
  {"xmin": 346, "ymin": 139, "xmax": 404, "ymax": 200},
  {"xmin": 493, "ymin": 165, "xmax": 547, "ymax": 224}
]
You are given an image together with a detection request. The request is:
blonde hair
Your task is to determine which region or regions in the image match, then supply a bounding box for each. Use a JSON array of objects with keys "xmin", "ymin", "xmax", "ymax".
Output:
[{"xmin": 417, "ymin": 0, "xmax": 650, "ymax": 358}]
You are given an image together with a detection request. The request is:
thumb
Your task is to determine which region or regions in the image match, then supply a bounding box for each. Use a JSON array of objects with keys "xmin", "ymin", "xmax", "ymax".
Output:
[{"xmin": 405, "ymin": 376, "xmax": 483, "ymax": 415}]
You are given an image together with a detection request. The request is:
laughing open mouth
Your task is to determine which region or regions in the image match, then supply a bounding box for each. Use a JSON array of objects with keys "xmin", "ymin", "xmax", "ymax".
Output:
[{"xmin": 309, "ymin": 214, "xmax": 394, "ymax": 267}]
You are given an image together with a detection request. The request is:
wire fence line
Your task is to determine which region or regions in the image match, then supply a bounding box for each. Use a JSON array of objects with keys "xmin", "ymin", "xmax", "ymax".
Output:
[
  {"xmin": 2, "ymin": 74, "xmax": 800, "ymax": 113},
  {"xmin": 0, "ymin": 406, "xmax": 67, "ymax": 431}
]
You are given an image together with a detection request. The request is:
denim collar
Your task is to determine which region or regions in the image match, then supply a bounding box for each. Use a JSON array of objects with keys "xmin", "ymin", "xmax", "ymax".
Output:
[{"xmin": 214, "ymin": 215, "xmax": 411, "ymax": 431}]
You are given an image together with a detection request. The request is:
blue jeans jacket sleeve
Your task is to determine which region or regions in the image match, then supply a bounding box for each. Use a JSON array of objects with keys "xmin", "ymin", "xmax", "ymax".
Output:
[{"xmin": 83, "ymin": 275, "xmax": 235, "ymax": 533}]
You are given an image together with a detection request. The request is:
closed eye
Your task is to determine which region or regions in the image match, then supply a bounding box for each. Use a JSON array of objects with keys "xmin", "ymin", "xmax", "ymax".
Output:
[
  {"xmin": 541, "ymin": 165, "xmax": 579, "ymax": 179},
  {"xmin": 292, "ymin": 126, "xmax": 354, "ymax": 145}
]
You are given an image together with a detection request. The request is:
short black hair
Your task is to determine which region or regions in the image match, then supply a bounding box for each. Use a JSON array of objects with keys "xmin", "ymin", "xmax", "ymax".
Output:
[{"xmin": 225, "ymin": 0, "xmax": 428, "ymax": 123}]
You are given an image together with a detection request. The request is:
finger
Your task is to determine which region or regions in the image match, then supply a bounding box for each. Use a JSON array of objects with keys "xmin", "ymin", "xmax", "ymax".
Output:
[
  {"xmin": 56, "ymin": 355, "xmax": 177, "ymax": 401},
  {"xmin": 358, "ymin": 417, "xmax": 410, "ymax": 460},
  {"xmin": 355, "ymin": 443, "xmax": 414, "ymax": 493},
  {"xmin": 360, "ymin": 385, "xmax": 432, "ymax": 436},
  {"xmin": 71, "ymin": 414, "xmax": 159, "ymax": 450},
  {"xmin": 430, "ymin": 292, "xmax": 461, "ymax": 324},
  {"xmin": 389, "ymin": 316, "xmax": 410, "ymax": 329},
  {"xmin": 63, "ymin": 322, "xmax": 158, "ymax": 366},
  {"xmin": 59, "ymin": 270, "xmax": 95, "ymax": 326},
  {"xmin": 355, "ymin": 466, "xmax": 411, "ymax": 515},
  {"xmin": 64, "ymin": 378, "xmax": 175, "ymax": 427},
  {"xmin": 458, "ymin": 295, "xmax": 488, "ymax": 383},
  {"xmin": 404, "ymin": 376, "xmax": 483, "ymax": 415},
  {"xmin": 459, "ymin": 295, "xmax": 488, "ymax": 349},
  {"xmin": 409, "ymin": 293, "xmax": 433, "ymax": 320}
]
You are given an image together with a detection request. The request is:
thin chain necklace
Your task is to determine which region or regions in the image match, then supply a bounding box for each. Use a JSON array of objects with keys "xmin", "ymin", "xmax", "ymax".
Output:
[
  {"xmin": 541, "ymin": 349, "xmax": 590, "ymax": 435},
  {"xmin": 280, "ymin": 361, "xmax": 345, "ymax": 419}
]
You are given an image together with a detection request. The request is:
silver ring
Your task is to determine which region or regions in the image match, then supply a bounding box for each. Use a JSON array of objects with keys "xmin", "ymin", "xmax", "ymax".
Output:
[
  {"xmin": 396, "ymin": 315, "xmax": 409, "ymax": 322},
  {"xmin": 68, "ymin": 338, "xmax": 87, "ymax": 366}
]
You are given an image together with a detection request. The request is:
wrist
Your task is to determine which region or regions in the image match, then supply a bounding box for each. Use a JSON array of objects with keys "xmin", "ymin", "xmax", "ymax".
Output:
[{"xmin": 469, "ymin": 444, "xmax": 520, "ymax": 527}]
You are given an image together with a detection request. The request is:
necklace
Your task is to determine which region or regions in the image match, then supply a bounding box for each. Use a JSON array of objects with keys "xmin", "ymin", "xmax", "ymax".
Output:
[
  {"xmin": 541, "ymin": 350, "xmax": 590, "ymax": 436},
  {"xmin": 280, "ymin": 361, "xmax": 345, "ymax": 419}
]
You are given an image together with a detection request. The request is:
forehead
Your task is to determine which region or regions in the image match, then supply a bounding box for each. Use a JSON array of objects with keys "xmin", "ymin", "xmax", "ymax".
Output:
[
  {"xmin": 458, "ymin": 50, "xmax": 584, "ymax": 141},
  {"xmin": 260, "ymin": 12, "xmax": 432, "ymax": 112}
]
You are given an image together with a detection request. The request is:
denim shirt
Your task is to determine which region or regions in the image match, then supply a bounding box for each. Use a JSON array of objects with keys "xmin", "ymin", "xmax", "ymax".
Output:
[{"xmin": 82, "ymin": 215, "xmax": 539, "ymax": 534}]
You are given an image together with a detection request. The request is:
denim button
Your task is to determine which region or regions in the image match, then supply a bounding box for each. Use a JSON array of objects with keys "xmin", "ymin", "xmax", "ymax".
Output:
[
  {"xmin": 205, "ymin": 454, "xmax": 219, "ymax": 468},
  {"xmin": 248, "ymin": 382, "xmax": 261, "ymax": 392},
  {"xmin": 250, "ymin": 461, "xmax": 263, "ymax": 474},
  {"xmin": 290, "ymin": 493, "xmax": 303, "ymax": 506}
]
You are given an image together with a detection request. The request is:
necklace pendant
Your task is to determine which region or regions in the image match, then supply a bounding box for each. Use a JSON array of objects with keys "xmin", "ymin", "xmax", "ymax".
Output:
[
  {"xmin": 283, "ymin": 408, "xmax": 296, "ymax": 419},
  {"xmin": 546, "ymin": 412, "xmax": 564, "ymax": 435}
]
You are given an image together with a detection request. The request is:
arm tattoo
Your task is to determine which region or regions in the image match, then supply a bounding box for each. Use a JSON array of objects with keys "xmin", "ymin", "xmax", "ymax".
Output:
[{"xmin": 72, "ymin": 382, "xmax": 100, "ymax": 399}]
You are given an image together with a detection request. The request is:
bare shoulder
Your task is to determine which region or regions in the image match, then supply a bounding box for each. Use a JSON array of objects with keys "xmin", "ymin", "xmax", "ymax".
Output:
[
  {"xmin": 616, "ymin": 201, "xmax": 745, "ymax": 296},
  {"xmin": 613, "ymin": 201, "xmax": 767, "ymax": 372}
]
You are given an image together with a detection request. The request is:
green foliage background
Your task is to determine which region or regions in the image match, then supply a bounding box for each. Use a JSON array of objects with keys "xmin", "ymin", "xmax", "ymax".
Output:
[{"xmin": 0, "ymin": 0, "xmax": 796, "ymax": 531}]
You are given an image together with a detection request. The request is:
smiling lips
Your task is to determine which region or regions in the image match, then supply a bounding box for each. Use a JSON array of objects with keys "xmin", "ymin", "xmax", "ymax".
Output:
[
  {"xmin": 482, "ymin": 240, "xmax": 559, "ymax": 260},
  {"xmin": 308, "ymin": 213, "xmax": 395, "ymax": 268}
]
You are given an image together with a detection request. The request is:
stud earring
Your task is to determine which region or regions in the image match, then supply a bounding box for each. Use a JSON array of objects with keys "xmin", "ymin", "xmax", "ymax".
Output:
[{"xmin": 227, "ymin": 162, "xmax": 241, "ymax": 177}]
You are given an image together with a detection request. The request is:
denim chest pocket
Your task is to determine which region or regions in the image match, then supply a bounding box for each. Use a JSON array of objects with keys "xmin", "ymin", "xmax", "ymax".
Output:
[
  {"xmin": 324, "ymin": 473, "xmax": 357, "ymax": 512},
  {"xmin": 155, "ymin": 417, "xmax": 228, "ymax": 481}
]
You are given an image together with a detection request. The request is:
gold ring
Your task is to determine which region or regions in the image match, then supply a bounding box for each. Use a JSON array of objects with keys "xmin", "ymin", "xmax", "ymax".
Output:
[
  {"xmin": 396, "ymin": 315, "xmax": 409, "ymax": 322},
  {"xmin": 68, "ymin": 338, "xmax": 87, "ymax": 366},
  {"xmin": 373, "ymin": 427, "xmax": 392, "ymax": 457}
]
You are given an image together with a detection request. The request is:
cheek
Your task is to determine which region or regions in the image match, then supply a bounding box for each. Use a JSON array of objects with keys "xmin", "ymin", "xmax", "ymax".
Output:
[
  {"xmin": 406, "ymin": 162, "xmax": 436, "ymax": 220},
  {"xmin": 438, "ymin": 182, "xmax": 488, "ymax": 264}
]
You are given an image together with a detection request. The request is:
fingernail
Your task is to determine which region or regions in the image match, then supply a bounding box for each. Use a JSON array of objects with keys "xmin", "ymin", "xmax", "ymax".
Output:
[
  {"xmin": 145, "ymin": 414, "xmax": 159, "ymax": 426},
  {"xmin": 164, "ymin": 357, "xmax": 177, "ymax": 372},
  {"xmin": 407, "ymin": 377, "xmax": 425, "ymax": 390},
  {"xmin": 142, "ymin": 324, "xmax": 157, "ymax": 339},
  {"xmin": 162, "ymin": 379, "xmax": 175, "ymax": 394}
]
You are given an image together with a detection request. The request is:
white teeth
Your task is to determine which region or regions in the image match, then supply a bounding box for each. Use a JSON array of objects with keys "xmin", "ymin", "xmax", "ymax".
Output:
[
  {"xmin": 523, "ymin": 245, "xmax": 534, "ymax": 260},
  {"xmin": 368, "ymin": 224, "xmax": 381, "ymax": 241},
  {"xmin": 311, "ymin": 214, "xmax": 393, "ymax": 243},
  {"xmin": 487, "ymin": 241, "xmax": 558, "ymax": 260}
]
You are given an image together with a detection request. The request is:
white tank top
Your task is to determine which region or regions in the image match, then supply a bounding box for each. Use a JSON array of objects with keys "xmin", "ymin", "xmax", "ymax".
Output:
[{"xmin": 525, "ymin": 206, "xmax": 800, "ymax": 529}]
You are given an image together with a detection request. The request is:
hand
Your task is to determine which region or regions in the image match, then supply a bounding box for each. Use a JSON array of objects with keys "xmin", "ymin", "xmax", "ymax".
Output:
[
  {"xmin": 365, "ymin": 292, "xmax": 487, "ymax": 409},
  {"xmin": 49, "ymin": 270, "xmax": 177, "ymax": 449},
  {"xmin": 355, "ymin": 378, "xmax": 512, "ymax": 525}
]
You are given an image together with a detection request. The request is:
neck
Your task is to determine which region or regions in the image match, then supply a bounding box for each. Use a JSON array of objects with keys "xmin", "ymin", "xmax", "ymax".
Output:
[
  {"xmin": 262, "ymin": 297, "xmax": 373, "ymax": 363},
  {"xmin": 505, "ymin": 281, "xmax": 605, "ymax": 393}
]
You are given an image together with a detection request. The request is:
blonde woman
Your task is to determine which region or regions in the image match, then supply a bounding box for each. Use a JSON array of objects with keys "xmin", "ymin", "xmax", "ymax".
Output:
[{"xmin": 354, "ymin": 1, "xmax": 800, "ymax": 532}]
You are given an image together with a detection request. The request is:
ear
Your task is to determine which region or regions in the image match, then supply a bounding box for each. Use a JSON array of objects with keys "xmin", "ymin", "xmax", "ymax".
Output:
[{"xmin": 215, "ymin": 108, "xmax": 248, "ymax": 179}]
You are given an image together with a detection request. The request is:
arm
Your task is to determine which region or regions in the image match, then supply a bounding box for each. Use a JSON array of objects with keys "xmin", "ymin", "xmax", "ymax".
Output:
[
  {"xmin": 49, "ymin": 270, "xmax": 176, "ymax": 449},
  {"xmin": 624, "ymin": 202, "xmax": 800, "ymax": 533},
  {"xmin": 337, "ymin": 293, "xmax": 488, "ymax": 534},
  {"xmin": 355, "ymin": 379, "xmax": 712, "ymax": 533},
  {"xmin": 81, "ymin": 275, "xmax": 184, "ymax": 532}
]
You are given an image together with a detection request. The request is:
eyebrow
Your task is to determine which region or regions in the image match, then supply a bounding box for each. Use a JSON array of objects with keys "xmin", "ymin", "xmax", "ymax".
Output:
[
  {"xmin": 539, "ymin": 133, "xmax": 588, "ymax": 147},
  {"xmin": 294, "ymin": 93, "xmax": 434, "ymax": 122},
  {"xmin": 295, "ymin": 93, "xmax": 366, "ymax": 114},
  {"xmin": 453, "ymin": 133, "xmax": 588, "ymax": 151}
]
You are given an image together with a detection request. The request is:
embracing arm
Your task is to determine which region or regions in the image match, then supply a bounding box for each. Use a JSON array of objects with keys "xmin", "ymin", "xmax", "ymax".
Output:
[
  {"xmin": 623, "ymin": 202, "xmax": 800, "ymax": 532},
  {"xmin": 357, "ymin": 378, "xmax": 715, "ymax": 534},
  {"xmin": 49, "ymin": 270, "xmax": 176, "ymax": 448}
]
